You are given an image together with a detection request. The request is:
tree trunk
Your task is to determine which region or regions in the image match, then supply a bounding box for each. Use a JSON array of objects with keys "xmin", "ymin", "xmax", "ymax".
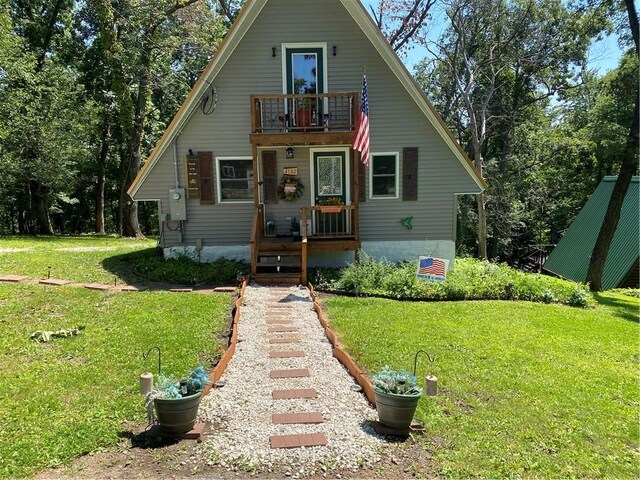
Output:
[
  {"xmin": 29, "ymin": 179, "xmax": 54, "ymax": 235},
  {"xmin": 119, "ymin": 47, "xmax": 152, "ymax": 238},
  {"xmin": 585, "ymin": 0, "xmax": 639, "ymax": 292},
  {"xmin": 471, "ymin": 138, "xmax": 488, "ymax": 259},
  {"xmin": 96, "ymin": 121, "xmax": 109, "ymax": 235}
]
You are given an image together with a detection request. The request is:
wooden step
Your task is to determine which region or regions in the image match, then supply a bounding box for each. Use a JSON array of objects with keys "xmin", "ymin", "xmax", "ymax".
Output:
[
  {"xmin": 252, "ymin": 273, "xmax": 301, "ymax": 285},
  {"xmin": 258, "ymin": 250, "xmax": 302, "ymax": 257},
  {"xmin": 256, "ymin": 262, "xmax": 301, "ymax": 268}
]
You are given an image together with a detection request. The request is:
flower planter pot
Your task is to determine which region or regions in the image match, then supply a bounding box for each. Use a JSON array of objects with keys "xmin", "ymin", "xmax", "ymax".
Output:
[
  {"xmin": 296, "ymin": 109, "xmax": 311, "ymax": 128},
  {"xmin": 374, "ymin": 388, "xmax": 421, "ymax": 430},
  {"xmin": 154, "ymin": 392, "xmax": 202, "ymax": 435},
  {"xmin": 319, "ymin": 206, "xmax": 342, "ymax": 213}
]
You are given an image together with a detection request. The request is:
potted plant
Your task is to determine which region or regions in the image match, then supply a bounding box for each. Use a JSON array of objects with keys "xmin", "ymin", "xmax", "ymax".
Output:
[
  {"xmin": 318, "ymin": 196, "xmax": 343, "ymax": 213},
  {"xmin": 296, "ymin": 97, "xmax": 313, "ymax": 128},
  {"xmin": 290, "ymin": 217, "xmax": 300, "ymax": 237},
  {"xmin": 145, "ymin": 366, "xmax": 209, "ymax": 435},
  {"xmin": 372, "ymin": 365, "xmax": 422, "ymax": 430}
]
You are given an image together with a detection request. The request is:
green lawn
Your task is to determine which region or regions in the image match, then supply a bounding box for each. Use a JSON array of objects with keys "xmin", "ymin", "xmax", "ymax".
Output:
[
  {"xmin": 326, "ymin": 292, "xmax": 639, "ymax": 478},
  {"xmin": 0, "ymin": 235, "xmax": 234, "ymax": 478},
  {"xmin": 0, "ymin": 235, "xmax": 156, "ymax": 284}
]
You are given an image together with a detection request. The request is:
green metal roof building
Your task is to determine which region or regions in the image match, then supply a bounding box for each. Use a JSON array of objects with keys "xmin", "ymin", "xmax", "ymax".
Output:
[{"xmin": 543, "ymin": 176, "xmax": 639, "ymax": 290}]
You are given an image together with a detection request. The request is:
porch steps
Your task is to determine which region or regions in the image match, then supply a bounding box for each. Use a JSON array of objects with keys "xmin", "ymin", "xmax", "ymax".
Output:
[{"xmin": 254, "ymin": 246, "xmax": 302, "ymax": 284}]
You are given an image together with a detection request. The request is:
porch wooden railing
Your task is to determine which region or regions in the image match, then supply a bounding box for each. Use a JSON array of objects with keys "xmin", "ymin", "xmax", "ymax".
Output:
[
  {"xmin": 251, "ymin": 92, "xmax": 358, "ymax": 134},
  {"xmin": 250, "ymin": 205, "xmax": 264, "ymax": 276},
  {"xmin": 302, "ymin": 205, "xmax": 359, "ymax": 240}
]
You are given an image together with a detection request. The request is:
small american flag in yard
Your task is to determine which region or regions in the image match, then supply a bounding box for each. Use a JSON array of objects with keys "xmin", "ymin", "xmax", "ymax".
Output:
[{"xmin": 418, "ymin": 257, "xmax": 446, "ymax": 276}]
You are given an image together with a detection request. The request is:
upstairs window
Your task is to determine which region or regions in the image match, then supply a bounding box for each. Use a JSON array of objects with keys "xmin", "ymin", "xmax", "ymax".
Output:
[
  {"xmin": 216, "ymin": 157, "xmax": 254, "ymax": 203},
  {"xmin": 370, "ymin": 153, "xmax": 399, "ymax": 199}
]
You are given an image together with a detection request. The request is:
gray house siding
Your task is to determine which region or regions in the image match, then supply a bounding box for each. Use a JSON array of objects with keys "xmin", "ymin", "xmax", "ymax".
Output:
[{"xmin": 134, "ymin": 0, "xmax": 481, "ymax": 251}]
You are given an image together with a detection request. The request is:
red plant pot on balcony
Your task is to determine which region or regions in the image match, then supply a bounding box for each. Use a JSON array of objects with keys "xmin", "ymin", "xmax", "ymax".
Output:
[{"xmin": 296, "ymin": 109, "xmax": 311, "ymax": 128}]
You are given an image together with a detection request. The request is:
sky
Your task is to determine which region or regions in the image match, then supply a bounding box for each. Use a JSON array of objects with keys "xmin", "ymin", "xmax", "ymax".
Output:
[{"xmin": 360, "ymin": 0, "xmax": 624, "ymax": 74}]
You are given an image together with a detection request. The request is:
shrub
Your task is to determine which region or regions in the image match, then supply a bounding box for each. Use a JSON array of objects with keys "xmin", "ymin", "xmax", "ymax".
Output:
[
  {"xmin": 320, "ymin": 254, "xmax": 592, "ymax": 307},
  {"xmin": 130, "ymin": 251, "xmax": 248, "ymax": 285}
]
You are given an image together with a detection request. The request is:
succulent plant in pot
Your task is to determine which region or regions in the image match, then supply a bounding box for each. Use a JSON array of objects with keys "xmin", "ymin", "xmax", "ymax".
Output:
[
  {"xmin": 145, "ymin": 366, "xmax": 209, "ymax": 435},
  {"xmin": 372, "ymin": 365, "xmax": 422, "ymax": 430}
]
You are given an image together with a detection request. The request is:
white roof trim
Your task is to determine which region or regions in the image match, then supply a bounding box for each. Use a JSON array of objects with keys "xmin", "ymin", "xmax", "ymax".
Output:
[{"xmin": 129, "ymin": 0, "xmax": 485, "ymax": 198}]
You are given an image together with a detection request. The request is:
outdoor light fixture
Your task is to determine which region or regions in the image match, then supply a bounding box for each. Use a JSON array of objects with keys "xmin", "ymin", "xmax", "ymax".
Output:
[
  {"xmin": 286, "ymin": 147, "xmax": 294, "ymax": 159},
  {"xmin": 188, "ymin": 148, "xmax": 193, "ymax": 156},
  {"xmin": 332, "ymin": 45, "xmax": 337, "ymax": 56},
  {"xmin": 272, "ymin": 47, "xmax": 276, "ymax": 57}
]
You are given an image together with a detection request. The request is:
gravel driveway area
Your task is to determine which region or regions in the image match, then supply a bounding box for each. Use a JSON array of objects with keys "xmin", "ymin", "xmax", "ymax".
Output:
[{"xmin": 199, "ymin": 284, "xmax": 383, "ymax": 476}]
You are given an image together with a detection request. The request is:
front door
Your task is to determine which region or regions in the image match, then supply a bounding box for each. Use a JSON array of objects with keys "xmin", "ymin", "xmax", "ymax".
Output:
[
  {"xmin": 313, "ymin": 151, "xmax": 347, "ymax": 235},
  {"xmin": 314, "ymin": 151, "xmax": 346, "ymax": 205}
]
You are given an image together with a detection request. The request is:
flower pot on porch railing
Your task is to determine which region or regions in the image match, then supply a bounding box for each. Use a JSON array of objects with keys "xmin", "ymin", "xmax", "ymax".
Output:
[{"xmin": 320, "ymin": 205, "xmax": 342, "ymax": 214}]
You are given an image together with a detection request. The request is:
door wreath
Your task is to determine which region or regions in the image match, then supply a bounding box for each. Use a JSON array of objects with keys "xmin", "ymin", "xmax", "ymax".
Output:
[{"xmin": 277, "ymin": 175, "xmax": 304, "ymax": 201}]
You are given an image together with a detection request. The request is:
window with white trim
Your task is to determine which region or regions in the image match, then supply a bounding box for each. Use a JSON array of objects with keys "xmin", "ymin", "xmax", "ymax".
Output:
[
  {"xmin": 217, "ymin": 157, "xmax": 254, "ymax": 202},
  {"xmin": 369, "ymin": 153, "xmax": 399, "ymax": 199}
]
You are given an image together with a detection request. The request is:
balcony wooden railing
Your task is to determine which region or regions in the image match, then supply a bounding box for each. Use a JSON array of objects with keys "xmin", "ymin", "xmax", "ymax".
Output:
[
  {"xmin": 301, "ymin": 205, "xmax": 359, "ymax": 240},
  {"xmin": 251, "ymin": 92, "xmax": 358, "ymax": 134}
]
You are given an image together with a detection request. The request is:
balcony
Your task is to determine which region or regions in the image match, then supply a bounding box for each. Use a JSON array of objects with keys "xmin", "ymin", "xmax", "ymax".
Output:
[{"xmin": 250, "ymin": 92, "xmax": 358, "ymax": 146}]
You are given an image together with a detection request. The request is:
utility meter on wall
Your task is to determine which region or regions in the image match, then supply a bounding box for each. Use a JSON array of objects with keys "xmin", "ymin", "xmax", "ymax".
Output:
[{"xmin": 169, "ymin": 188, "xmax": 187, "ymax": 221}]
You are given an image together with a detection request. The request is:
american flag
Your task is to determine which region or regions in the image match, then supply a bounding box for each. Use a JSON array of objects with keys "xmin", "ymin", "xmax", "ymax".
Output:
[
  {"xmin": 419, "ymin": 257, "xmax": 446, "ymax": 276},
  {"xmin": 353, "ymin": 73, "xmax": 370, "ymax": 166}
]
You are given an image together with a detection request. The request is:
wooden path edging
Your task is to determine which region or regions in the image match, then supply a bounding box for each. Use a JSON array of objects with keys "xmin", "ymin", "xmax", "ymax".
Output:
[
  {"xmin": 202, "ymin": 279, "xmax": 247, "ymax": 397},
  {"xmin": 308, "ymin": 283, "xmax": 377, "ymax": 407}
]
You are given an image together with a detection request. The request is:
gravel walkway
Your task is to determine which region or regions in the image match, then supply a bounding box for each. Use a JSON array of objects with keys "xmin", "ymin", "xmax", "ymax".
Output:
[{"xmin": 199, "ymin": 284, "xmax": 383, "ymax": 476}]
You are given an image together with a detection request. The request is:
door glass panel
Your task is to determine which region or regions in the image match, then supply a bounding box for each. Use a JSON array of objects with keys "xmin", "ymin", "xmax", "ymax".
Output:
[
  {"xmin": 292, "ymin": 53, "xmax": 318, "ymax": 94},
  {"xmin": 317, "ymin": 156, "xmax": 343, "ymax": 196}
]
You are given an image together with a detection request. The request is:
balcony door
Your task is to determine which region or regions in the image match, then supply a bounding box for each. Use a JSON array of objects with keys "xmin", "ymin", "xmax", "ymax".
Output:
[{"xmin": 283, "ymin": 44, "xmax": 327, "ymax": 128}]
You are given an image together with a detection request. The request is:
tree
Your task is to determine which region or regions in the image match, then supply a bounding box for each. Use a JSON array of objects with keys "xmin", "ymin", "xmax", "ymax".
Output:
[
  {"xmin": 417, "ymin": 0, "xmax": 602, "ymax": 258},
  {"xmin": 369, "ymin": 0, "xmax": 437, "ymax": 53},
  {"xmin": 586, "ymin": 0, "xmax": 639, "ymax": 291}
]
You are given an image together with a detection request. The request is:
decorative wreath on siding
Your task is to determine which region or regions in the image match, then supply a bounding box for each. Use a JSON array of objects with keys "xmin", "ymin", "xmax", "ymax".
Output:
[{"xmin": 277, "ymin": 175, "xmax": 304, "ymax": 201}]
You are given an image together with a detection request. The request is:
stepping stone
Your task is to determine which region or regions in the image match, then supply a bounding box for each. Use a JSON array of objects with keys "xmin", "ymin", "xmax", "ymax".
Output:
[
  {"xmin": 272, "ymin": 388, "xmax": 317, "ymax": 400},
  {"xmin": 269, "ymin": 432, "xmax": 327, "ymax": 449},
  {"xmin": 266, "ymin": 319, "xmax": 294, "ymax": 325},
  {"xmin": 270, "ymin": 305, "xmax": 293, "ymax": 309},
  {"xmin": 268, "ymin": 336, "xmax": 301, "ymax": 344},
  {"xmin": 269, "ymin": 350, "xmax": 305, "ymax": 358},
  {"xmin": 0, "ymin": 275, "xmax": 29, "ymax": 283},
  {"xmin": 268, "ymin": 325, "xmax": 298, "ymax": 333},
  {"xmin": 170, "ymin": 288, "xmax": 193, "ymax": 293},
  {"xmin": 214, "ymin": 286, "xmax": 237, "ymax": 292},
  {"xmin": 39, "ymin": 278, "xmax": 71, "ymax": 286},
  {"xmin": 269, "ymin": 368, "xmax": 310, "ymax": 379},
  {"xmin": 119, "ymin": 285, "xmax": 148, "ymax": 292},
  {"xmin": 83, "ymin": 283, "xmax": 111, "ymax": 291},
  {"xmin": 272, "ymin": 412, "xmax": 324, "ymax": 425}
]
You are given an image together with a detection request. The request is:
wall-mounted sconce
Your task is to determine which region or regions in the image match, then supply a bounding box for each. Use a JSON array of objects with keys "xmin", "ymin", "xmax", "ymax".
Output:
[
  {"xmin": 332, "ymin": 45, "xmax": 337, "ymax": 56},
  {"xmin": 272, "ymin": 47, "xmax": 276, "ymax": 57},
  {"xmin": 286, "ymin": 147, "xmax": 295, "ymax": 159},
  {"xmin": 188, "ymin": 148, "xmax": 194, "ymax": 156}
]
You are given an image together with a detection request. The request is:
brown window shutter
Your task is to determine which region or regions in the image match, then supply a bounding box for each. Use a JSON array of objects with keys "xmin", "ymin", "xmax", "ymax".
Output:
[
  {"xmin": 262, "ymin": 150, "xmax": 277, "ymax": 204},
  {"xmin": 403, "ymin": 147, "xmax": 418, "ymax": 201},
  {"xmin": 197, "ymin": 151, "xmax": 214, "ymax": 204},
  {"xmin": 358, "ymin": 159, "xmax": 366, "ymax": 202}
]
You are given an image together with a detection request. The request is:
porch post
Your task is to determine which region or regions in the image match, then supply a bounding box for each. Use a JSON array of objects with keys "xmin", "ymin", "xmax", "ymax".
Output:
[{"xmin": 252, "ymin": 144, "xmax": 259, "ymax": 207}]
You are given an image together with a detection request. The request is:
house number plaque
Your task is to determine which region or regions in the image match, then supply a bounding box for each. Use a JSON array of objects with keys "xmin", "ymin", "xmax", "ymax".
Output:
[{"xmin": 283, "ymin": 167, "xmax": 298, "ymax": 176}]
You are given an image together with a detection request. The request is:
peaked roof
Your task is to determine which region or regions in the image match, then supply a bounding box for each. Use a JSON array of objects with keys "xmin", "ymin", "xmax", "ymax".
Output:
[
  {"xmin": 128, "ymin": 0, "xmax": 487, "ymax": 197},
  {"xmin": 543, "ymin": 176, "xmax": 640, "ymax": 290}
]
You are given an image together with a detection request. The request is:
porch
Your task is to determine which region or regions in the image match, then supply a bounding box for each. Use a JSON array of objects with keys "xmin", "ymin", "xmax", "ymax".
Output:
[
  {"xmin": 249, "ymin": 93, "xmax": 363, "ymax": 285},
  {"xmin": 250, "ymin": 205, "xmax": 361, "ymax": 285}
]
